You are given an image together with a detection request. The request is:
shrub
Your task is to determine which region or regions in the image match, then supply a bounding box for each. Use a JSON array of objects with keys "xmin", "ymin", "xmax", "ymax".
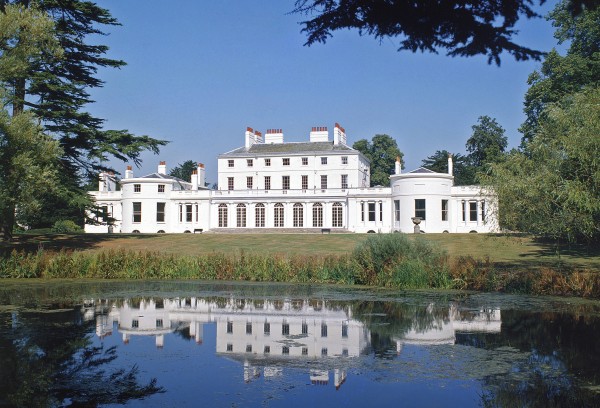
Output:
[{"xmin": 51, "ymin": 220, "xmax": 83, "ymax": 233}]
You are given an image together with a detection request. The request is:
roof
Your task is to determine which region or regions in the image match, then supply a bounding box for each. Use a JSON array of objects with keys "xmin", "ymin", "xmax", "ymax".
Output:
[
  {"xmin": 408, "ymin": 167, "xmax": 437, "ymax": 174},
  {"xmin": 221, "ymin": 141, "xmax": 355, "ymax": 157},
  {"xmin": 140, "ymin": 173, "xmax": 188, "ymax": 182}
]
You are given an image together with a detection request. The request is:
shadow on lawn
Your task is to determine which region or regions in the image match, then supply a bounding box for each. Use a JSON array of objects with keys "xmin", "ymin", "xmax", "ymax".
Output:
[
  {"xmin": 509, "ymin": 237, "xmax": 600, "ymax": 270},
  {"xmin": 0, "ymin": 233, "xmax": 158, "ymax": 255}
]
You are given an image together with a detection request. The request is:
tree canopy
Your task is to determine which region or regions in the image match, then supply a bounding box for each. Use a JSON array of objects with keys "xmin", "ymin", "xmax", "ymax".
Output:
[
  {"xmin": 169, "ymin": 160, "xmax": 197, "ymax": 182},
  {"xmin": 293, "ymin": 0, "xmax": 599, "ymax": 65},
  {"xmin": 466, "ymin": 115, "xmax": 508, "ymax": 169},
  {"xmin": 353, "ymin": 134, "xmax": 403, "ymax": 187},
  {"xmin": 520, "ymin": 0, "xmax": 600, "ymax": 144},
  {"xmin": 421, "ymin": 150, "xmax": 475, "ymax": 186}
]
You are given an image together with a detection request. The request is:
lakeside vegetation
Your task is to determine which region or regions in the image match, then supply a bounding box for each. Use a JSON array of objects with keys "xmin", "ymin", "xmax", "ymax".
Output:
[{"xmin": 1, "ymin": 233, "xmax": 599, "ymax": 298}]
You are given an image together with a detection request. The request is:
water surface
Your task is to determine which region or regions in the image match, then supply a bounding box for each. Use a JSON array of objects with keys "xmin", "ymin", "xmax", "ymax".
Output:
[{"xmin": 1, "ymin": 281, "xmax": 599, "ymax": 407}]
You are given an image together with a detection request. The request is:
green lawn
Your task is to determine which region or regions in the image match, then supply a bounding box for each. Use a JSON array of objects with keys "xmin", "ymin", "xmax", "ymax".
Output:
[{"xmin": 3, "ymin": 232, "xmax": 599, "ymax": 270}]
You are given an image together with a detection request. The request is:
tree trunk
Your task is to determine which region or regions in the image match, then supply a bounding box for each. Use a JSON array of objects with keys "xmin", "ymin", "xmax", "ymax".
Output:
[
  {"xmin": 12, "ymin": 77, "xmax": 25, "ymax": 116},
  {"xmin": 1, "ymin": 204, "xmax": 16, "ymax": 241}
]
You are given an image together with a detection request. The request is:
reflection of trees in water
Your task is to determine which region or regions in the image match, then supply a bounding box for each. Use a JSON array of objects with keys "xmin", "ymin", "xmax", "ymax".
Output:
[{"xmin": 0, "ymin": 307, "xmax": 163, "ymax": 407}]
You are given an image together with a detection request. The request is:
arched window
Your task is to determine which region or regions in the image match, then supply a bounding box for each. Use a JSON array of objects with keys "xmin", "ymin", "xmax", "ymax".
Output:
[
  {"xmin": 312, "ymin": 203, "xmax": 323, "ymax": 227},
  {"xmin": 218, "ymin": 204, "xmax": 228, "ymax": 227},
  {"xmin": 274, "ymin": 203, "xmax": 284, "ymax": 227},
  {"xmin": 236, "ymin": 204, "xmax": 246, "ymax": 227},
  {"xmin": 293, "ymin": 203, "xmax": 304, "ymax": 227},
  {"xmin": 255, "ymin": 203, "xmax": 265, "ymax": 227},
  {"xmin": 332, "ymin": 202, "xmax": 343, "ymax": 227}
]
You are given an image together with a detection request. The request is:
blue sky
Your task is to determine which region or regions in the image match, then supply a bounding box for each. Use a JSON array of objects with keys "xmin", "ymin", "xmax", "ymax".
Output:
[{"xmin": 89, "ymin": 1, "xmax": 563, "ymax": 184}]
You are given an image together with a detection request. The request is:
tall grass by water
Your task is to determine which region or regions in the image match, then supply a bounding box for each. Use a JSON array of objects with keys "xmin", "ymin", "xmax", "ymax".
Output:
[{"xmin": 1, "ymin": 234, "xmax": 599, "ymax": 297}]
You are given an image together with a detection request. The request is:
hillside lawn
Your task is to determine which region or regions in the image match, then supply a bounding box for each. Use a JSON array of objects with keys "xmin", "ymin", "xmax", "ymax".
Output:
[{"xmin": 2, "ymin": 232, "xmax": 599, "ymax": 271}]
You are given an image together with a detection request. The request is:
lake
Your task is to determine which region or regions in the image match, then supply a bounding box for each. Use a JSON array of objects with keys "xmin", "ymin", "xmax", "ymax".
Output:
[{"xmin": 1, "ymin": 281, "xmax": 600, "ymax": 407}]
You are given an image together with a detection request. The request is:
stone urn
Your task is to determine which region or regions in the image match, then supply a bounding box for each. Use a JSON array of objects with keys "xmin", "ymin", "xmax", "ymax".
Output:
[{"xmin": 411, "ymin": 217, "xmax": 422, "ymax": 234}]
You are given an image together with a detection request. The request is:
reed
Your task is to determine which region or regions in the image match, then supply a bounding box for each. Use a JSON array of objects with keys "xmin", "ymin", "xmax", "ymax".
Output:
[{"xmin": 1, "ymin": 234, "xmax": 598, "ymax": 298}]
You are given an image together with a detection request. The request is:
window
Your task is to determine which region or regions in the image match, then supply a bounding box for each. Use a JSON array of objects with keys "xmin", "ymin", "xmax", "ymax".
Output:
[
  {"xmin": 156, "ymin": 319, "xmax": 163, "ymax": 328},
  {"xmin": 341, "ymin": 174, "xmax": 348, "ymax": 189},
  {"xmin": 227, "ymin": 321, "xmax": 233, "ymax": 333},
  {"xmin": 342, "ymin": 156, "xmax": 348, "ymax": 164},
  {"xmin": 321, "ymin": 322, "xmax": 328, "ymax": 337},
  {"xmin": 368, "ymin": 202, "xmax": 376, "ymax": 222},
  {"xmin": 255, "ymin": 203, "xmax": 265, "ymax": 227},
  {"xmin": 264, "ymin": 345, "xmax": 270, "ymax": 354},
  {"xmin": 321, "ymin": 348, "xmax": 328, "ymax": 356},
  {"xmin": 302, "ymin": 175, "xmax": 308, "ymax": 190},
  {"xmin": 195, "ymin": 204, "xmax": 199, "ymax": 222},
  {"xmin": 99, "ymin": 205, "xmax": 109, "ymax": 222},
  {"xmin": 186, "ymin": 204, "xmax": 192, "ymax": 222},
  {"xmin": 263, "ymin": 176, "xmax": 271, "ymax": 191},
  {"xmin": 332, "ymin": 202, "xmax": 343, "ymax": 227},
  {"xmin": 302, "ymin": 347, "xmax": 308, "ymax": 355},
  {"xmin": 218, "ymin": 204, "xmax": 228, "ymax": 227},
  {"xmin": 302, "ymin": 157, "xmax": 308, "ymax": 166},
  {"xmin": 282, "ymin": 321, "xmax": 290, "ymax": 335},
  {"xmin": 133, "ymin": 202, "xmax": 142, "ymax": 223},
  {"xmin": 361, "ymin": 202, "xmax": 365, "ymax": 222},
  {"xmin": 132, "ymin": 319, "xmax": 139, "ymax": 328},
  {"xmin": 247, "ymin": 159, "xmax": 253, "ymax": 167},
  {"xmin": 320, "ymin": 175, "xmax": 327, "ymax": 189},
  {"xmin": 158, "ymin": 184, "xmax": 165, "ymax": 193},
  {"xmin": 228, "ymin": 177, "xmax": 234, "ymax": 190},
  {"xmin": 342, "ymin": 322, "xmax": 348, "ymax": 338},
  {"xmin": 442, "ymin": 200, "xmax": 449, "ymax": 221},
  {"xmin": 293, "ymin": 203, "xmax": 304, "ymax": 227},
  {"xmin": 246, "ymin": 176, "xmax": 253, "ymax": 189},
  {"xmin": 379, "ymin": 202, "xmax": 383, "ymax": 221},
  {"xmin": 246, "ymin": 322, "xmax": 252, "ymax": 334},
  {"xmin": 237, "ymin": 204, "xmax": 246, "ymax": 227},
  {"xmin": 481, "ymin": 201, "xmax": 486, "ymax": 222},
  {"xmin": 342, "ymin": 348, "xmax": 348, "ymax": 357},
  {"xmin": 179, "ymin": 204, "xmax": 182, "ymax": 222},
  {"xmin": 282, "ymin": 176, "xmax": 290, "ymax": 190},
  {"xmin": 226, "ymin": 343, "xmax": 233, "ymax": 352},
  {"xmin": 302, "ymin": 321, "xmax": 308, "ymax": 335},
  {"xmin": 274, "ymin": 203, "xmax": 284, "ymax": 227},
  {"xmin": 313, "ymin": 203, "xmax": 323, "ymax": 227},
  {"xmin": 415, "ymin": 199, "xmax": 426, "ymax": 220},
  {"xmin": 134, "ymin": 184, "xmax": 141, "ymax": 193},
  {"xmin": 394, "ymin": 200, "xmax": 400, "ymax": 222},
  {"xmin": 246, "ymin": 344, "xmax": 252, "ymax": 353},
  {"xmin": 228, "ymin": 159, "xmax": 234, "ymax": 167},
  {"xmin": 321, "ymin": 157, "xmax": 327, "ymax": 165},
  {"xmin": 470, "ymin": 201, "xmax": 477, "ymax": 221},
  {"xmin": 265, "ymin": 158, "xmax": 271, "ymax": 167},
  {"xmin": 462, "ymin": 201, "xmax": 466, "ymax": 221},
  {"xmin": 283, "ymin": 158, "xmax": 290, "ymax": 166},
  {"xmin": 282, "ymin": 346, "xmax": 290, "ymax": 355},
  {"xmin": 264, "ymin": 321, "xmax": 270, "ymax": 335}
]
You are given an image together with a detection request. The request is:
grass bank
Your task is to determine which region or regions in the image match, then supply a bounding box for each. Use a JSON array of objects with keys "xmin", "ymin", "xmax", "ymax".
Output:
[{"xmin": 1, "ymin": 234, "xmax": 599, "ymax": 298}]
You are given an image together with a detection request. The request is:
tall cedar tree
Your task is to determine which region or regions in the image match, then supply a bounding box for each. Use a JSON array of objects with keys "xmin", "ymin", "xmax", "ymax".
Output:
[
  {"xmin": 0, "ymin": 0, "xmax": 166, "ymax": 231},
  {"xmin": 293, "ymin": 1, "xmax": 598, "ymax": 65},
  {"xmin": 353, "ymin": 134, "xmax": 403, "ymax": 187}
]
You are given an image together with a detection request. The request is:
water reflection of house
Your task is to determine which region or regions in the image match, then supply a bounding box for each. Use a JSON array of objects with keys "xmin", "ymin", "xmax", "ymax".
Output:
[{"xmin": 394, "ymin": 304, "xmax": 501, "ymax": 352}]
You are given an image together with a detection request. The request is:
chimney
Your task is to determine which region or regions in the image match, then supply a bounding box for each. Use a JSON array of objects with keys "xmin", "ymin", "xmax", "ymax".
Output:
[
  {"xmin": 309, "ymin": 126, "xmax": 328, "ymax": 142},
  {"xmin": 158, "ymin": 161, "xmax": 167, "ymax": 175},
  {"xmin": 448, "ymin": 154, "xmax": 453, "ymax": 176},
  {"xmin": 191, "ymin": 169, "xmax": 198, "ymax": 190},
  {"xmin": 333, "ymin": 123, "xmax": 347, "ymax": 145},
  {"xmin": 395, "ymin": 156, "xmax": 401, "ymax": 175},
  {"xmin": 125, "ymin": 165, "xmax": 133, "ymax": 179},
  {"xmin": 197, "ymin": 163, "xmax": 206, "ymax": 188},
  {"xmin": 106, "ymin": 171, "xmax": 116, "ymax": 191},
  {"xmin": 245, "ymin": 127, "xmax": 260, "ymax": 149},
  {"xmin": 264, "ymin": 128, "xmax": 284, "ymax": 144},
  {"xmin": 98, "ymin": 172, "xmax": 107, "ymax": 192}
]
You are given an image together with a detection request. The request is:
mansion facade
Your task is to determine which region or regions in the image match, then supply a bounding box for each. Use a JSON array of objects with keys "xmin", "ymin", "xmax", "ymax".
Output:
[{"xmin": 85, "ymin": 123, "xmax": 497, "ymax": 234}]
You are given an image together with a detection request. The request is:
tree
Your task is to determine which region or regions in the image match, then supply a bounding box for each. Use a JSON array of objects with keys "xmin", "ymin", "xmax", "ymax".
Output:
[
  {"xmin": 0, "ymin": 4, "xmax": 65, "ymax": 239},
  {"xmin": 466, "ymin": 115, "xmax": 508, "ymax": 169},
  {"xmin": 421, "ymin": 150, "xmax": 476, "ymax": 185},
  {"xmin": 169, "ymin": 160, "xmax": 197, "ymax": 182},
  {"xmin": 483, "ymin": 87, "xmax": 600, "ymax": 243},
  {"xmin": 0, "ymin": 0, "xmax": 166, "ymax": 237},
  {"xmin": 291, "ymin": 1, "xmax": 600, "ymax": 65},
  {"xmin": 353, "ymin": 134, "xmax": 403, "ymax": 187},
  {"xmin": 520, "ymin": 0, "xmax": 600, "ymax": 145}
]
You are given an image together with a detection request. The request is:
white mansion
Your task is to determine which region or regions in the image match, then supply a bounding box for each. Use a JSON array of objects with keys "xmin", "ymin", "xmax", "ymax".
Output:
[{"xmin": 85, "ymin": 123, "xmax": 497, "ymax": 234}]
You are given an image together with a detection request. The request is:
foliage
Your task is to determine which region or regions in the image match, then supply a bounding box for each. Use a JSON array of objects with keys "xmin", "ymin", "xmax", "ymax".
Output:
[
  {"xmin": 0, "ymin": 0, "xmax": 167, "ymax": 237},
  {"xmin": 421, "ymin": 150, "xmax": 476, "ymax": 185},
  {"xmin": 51, "ymin": 219, "xmax": 83, "ymax": 233},
  {"xmin": 520, "ymin": 0, "xmax": 600, "ymax": 145},
  {"xmin": 291, "ymin": 0, "xmax": 567, "ymax": 65},
  {"xmin": 466, "ymin": 115, "xmax": 508, "ymax": 169},
  {"xmin": 169, "ymin": 160, "xmax": 197, "ymax": 182},
  {"xmin": 353, "ymin": 134, "xmax": 403, "ymax": 187},
  {"xmin": 483, "ymin": 88, "xmax": 600, "ymax": 243}
]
